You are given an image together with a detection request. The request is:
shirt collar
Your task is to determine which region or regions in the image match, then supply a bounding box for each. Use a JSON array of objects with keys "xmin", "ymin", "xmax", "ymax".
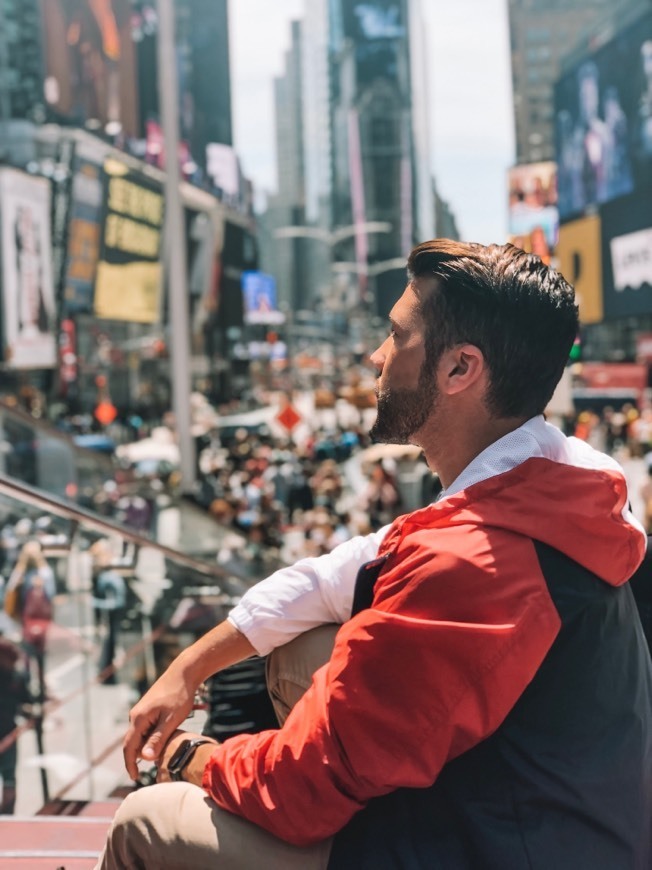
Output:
[{"xmin": 438, "ymin": 415, "xmax": 567, "ymax": 501}]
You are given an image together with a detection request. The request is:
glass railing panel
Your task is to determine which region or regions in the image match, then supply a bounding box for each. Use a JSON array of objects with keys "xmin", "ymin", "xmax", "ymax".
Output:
[
  {"xmin": 0, "ymin": 401, "xmax": 281, "ymax": 572},
  {"xmin": 0, "ymin": 401, "xmax": 116, "ymax": 505},
  {"xmin": 0, "ymin": 476, "xmax": 256, "ymax": 817}
]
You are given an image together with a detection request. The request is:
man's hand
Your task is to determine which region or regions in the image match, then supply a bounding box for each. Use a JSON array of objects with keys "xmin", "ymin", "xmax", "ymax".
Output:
[
  {"xmin": 122, "ymin": 619, "xmax": 257, "ymax": 780},
  {"xmin": 156, "ymin": 729, "xmax": 219, "ymax": 786},
  {"xmin": 123, "ymin": 670, "xmax": 197, "ymax": 780}
]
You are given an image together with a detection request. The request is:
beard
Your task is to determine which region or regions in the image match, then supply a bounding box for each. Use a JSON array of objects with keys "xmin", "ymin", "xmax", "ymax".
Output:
[{"xmin": 370, "ymin": 362, "xmax": 439, "ymax": 445}]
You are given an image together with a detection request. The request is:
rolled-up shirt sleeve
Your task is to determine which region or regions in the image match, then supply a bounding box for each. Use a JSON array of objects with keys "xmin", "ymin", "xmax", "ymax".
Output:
[{"xmin": 227, "ymin": 526, "xmax": 389, "ymax": 656}]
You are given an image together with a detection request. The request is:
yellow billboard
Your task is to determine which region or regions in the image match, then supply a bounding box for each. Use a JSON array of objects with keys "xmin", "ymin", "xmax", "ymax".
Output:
[
  {"xmin": 557, "ymin": 215, "xmax": 603, "ymax": 325},
  {"xmin": 93, "ymin": 161, "xmax": 164, "ymax": 323}
]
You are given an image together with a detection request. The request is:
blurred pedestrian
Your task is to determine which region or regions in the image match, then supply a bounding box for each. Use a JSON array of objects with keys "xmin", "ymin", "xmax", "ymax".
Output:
[
  {"xmin": 90, "ymin": 540, "xmax": 127, "ymax": 685},
  {"xmin": 4, "ymin": 540, "xmax": 55, "ymax": 698},
  {"xmin": 0, "ymin": 635, "xmax": 32, "ymax": 814}
]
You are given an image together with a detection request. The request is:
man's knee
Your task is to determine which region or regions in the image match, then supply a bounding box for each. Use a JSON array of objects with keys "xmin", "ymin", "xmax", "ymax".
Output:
[
  {"xmin": 106, "ymin": 785, "xmax": 155, "ymax": 849},
  {"xmin": 266, "ymin": 624, "xmax": 339, "ymax": 723},
  {"xmin": 98, "ymin": 783, "xmax": 221, "ymax": 869}
]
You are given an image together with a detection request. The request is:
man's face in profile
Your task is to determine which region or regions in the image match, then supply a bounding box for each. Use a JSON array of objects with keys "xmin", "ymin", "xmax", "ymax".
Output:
[{"xmin": 369, "ymin": 280, "xmax": 440, "ymax": 445}]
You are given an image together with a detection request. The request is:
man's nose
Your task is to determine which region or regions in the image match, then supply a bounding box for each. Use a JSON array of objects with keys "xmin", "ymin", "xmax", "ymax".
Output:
[{"xmin": 369, "ymin": 343, "xmax": 386, "ymax": 373}]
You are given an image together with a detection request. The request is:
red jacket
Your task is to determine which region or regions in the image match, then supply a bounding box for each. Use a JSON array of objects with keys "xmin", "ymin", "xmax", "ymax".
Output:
[{"xmin": 203, "ymin": 457, "xmax": 648, "ymax": 855}]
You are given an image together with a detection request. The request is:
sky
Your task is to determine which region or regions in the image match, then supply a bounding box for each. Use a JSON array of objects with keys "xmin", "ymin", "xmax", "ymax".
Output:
[{"xmin": 228, "ymin": 0, "xmax": 515, "ymax": 244}]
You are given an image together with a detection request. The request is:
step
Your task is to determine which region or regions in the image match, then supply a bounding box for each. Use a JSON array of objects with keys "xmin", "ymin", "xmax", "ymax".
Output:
[
  {"xmin": 0, "ymin": 815, "xmax": 112, "ymax": 867},
  {"xmin": 78, "ymin": 800, "xmax": 122, "ymax": 818},
  {"xmin": 0, "ymin": 859, "xmax": 95, "ymax": 869}
]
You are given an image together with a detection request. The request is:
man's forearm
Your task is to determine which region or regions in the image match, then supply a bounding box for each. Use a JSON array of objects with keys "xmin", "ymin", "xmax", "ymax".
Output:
[
  {"xmin": 172, "ymin": 619, "xmax": 257, "ymax": 686},
  {"xmin": 123, "ymin": 619, "xmax": 258, "ymax": 778}
]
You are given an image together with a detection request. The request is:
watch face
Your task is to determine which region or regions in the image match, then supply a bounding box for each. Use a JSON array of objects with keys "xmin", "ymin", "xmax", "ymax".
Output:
[
  {"xmin": 167, "ymin": 738, "xmax": 211, "ymax": 779},
  {"xmin": 168, "ymin": 740, "xmax": 191, "ymax": 771}
]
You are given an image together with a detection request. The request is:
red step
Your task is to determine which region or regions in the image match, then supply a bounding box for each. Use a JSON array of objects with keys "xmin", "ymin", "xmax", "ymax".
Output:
[
  {"xmin": 78, "ymin": 800, "xmax": 122, "ymax": 818},
  {"xmin": 0, "ymin": 815, "xmax": 113, "ymax": 868},
  {"xmin": 0, "ymin": 860, "xmax": 94, "ymax": 869}
]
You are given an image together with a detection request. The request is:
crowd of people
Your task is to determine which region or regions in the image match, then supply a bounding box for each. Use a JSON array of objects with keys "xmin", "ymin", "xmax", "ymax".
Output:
[{"xmin": 193, "ymin": 423, "xmax": 409, "ymax": 564}]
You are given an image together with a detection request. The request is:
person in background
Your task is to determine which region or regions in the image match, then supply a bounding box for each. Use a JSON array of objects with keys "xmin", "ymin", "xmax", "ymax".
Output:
[
  {"xmin": 90, "ymin": 540, "xmax": 127, "ymax": 685},
  {"xmin": 0, "ymin": 635, "xmax": 33, "ymax": 814},
  {"xmin": 5, "ymin": 540, "xmax": 55, "ymax": 698}
]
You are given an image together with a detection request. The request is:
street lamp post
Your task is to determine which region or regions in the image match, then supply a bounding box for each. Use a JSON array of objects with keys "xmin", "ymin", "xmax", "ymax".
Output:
[
  {"xmin": 274, "ymin": 222, "xmax": 392, "ymax": 245},
  {"xmin": 330, "ymin": 257, "xmax": 407, "ymax": 278},
  {"xmin": 157, "ymin": 0, "xmax": 196, "ymax": 493},
  {"xmin": 273, "ymin": 221, "xmax": 395, "ymax": 307}
]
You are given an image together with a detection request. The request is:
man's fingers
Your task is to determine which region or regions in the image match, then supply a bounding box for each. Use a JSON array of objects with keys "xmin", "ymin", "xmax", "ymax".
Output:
[
  {"xmin": 123, "ymin": 722, "xmax": 148, "ymax": 780},
  {"xmin": 123, "ymin": 710, "xmax": 178, "ymax": 780},
  {"xmin": 141, "ymin": 726, "xmax": 167, "ymax": 761}
]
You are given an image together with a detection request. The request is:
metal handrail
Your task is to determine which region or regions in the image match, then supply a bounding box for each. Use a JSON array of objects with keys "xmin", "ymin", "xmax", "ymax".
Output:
[
  {"xmin": 0, "ymin": 399, "xmax": 116, "ymax": 456},
  {"xmin": 0, "ymin": 472, "xmax": 238, "ymax": 584}
]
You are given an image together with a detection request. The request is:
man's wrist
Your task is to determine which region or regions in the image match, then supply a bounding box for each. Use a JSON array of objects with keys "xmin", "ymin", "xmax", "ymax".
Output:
[{"xmin": 179, "ymin": 742, "xmax": 218, "ymax": 787}]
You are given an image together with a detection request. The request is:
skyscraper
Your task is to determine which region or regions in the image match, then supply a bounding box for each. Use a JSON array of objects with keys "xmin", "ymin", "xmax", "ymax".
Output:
[
  {"xmin": 0, "ymin": 0, "xmax": 44, "ymax": 126},
  {"xmin": 265, "ymin": 0, "xmax": 439, "ymax": 317},
  {"xmin": 263, "ymin": 19, "xmax": 309, "ymax": 312},
  {"xmin": 328, "ymin": 0, "xmax": 434, "ymax": 316},
  {"xmin": 134, "ymin": 0, "xmax": 232, "ymax": 169}
]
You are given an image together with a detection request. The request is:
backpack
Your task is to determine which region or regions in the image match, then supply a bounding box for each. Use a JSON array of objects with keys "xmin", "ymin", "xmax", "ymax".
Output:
[{"xmin": 22, "ymin": 585, "xmax": 53, "ymax": 649}]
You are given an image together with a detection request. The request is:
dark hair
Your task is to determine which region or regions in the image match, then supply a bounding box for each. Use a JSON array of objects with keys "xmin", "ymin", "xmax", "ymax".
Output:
[{"xmin": 407, "ymin": 240, "xmax": 579, "ymax": 418}]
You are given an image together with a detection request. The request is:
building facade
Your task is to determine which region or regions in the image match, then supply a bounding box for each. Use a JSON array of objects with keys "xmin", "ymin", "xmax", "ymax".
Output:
[{"xmin": 508, "ymin": 0, "xmax": 646, "ymax": 164}]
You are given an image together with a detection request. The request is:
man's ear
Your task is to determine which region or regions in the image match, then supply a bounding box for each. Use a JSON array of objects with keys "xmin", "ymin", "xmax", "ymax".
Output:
[{"xmin": 440, "ymin": 344, "xmax": 485, "ymax": 396}]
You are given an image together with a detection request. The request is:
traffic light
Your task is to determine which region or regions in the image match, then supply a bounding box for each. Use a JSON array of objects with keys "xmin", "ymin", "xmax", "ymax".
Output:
[{"xmin": 569, "ymin": 336, "xmax": 582, "ymax": 362}]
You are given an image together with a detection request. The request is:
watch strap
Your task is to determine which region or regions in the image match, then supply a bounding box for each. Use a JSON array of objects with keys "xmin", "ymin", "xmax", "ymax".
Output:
[{"xmin": 168, "ymin": 738, "xmax": 213, "ymax": 782}]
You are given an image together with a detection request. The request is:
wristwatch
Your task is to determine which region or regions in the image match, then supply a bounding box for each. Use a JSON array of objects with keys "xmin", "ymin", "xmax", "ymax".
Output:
[{"xmin": 167, "ymin": 738, "xmax": 214, "ymax": 782}]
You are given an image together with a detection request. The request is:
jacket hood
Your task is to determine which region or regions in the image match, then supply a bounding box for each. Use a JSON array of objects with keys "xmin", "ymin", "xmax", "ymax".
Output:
[{"xmin": 386, "ymin": 435, "xmax": 646, "ymax": 587}]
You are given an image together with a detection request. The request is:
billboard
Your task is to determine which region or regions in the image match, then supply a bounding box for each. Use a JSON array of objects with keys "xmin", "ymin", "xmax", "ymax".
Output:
[
  {"xmin": 62, "ymin": 144, "xmax": 105, "ymax": 313},
  {"xmin": 40, "ymin": 0, "xmax": 139, "ymax": 137},
  {"xmin": 556, "ymin": 214, "xmax": 603, "ymax": 325},
  {"xmin": 93, "ymin": 159, "xmax": 164, "ymax": 323},
  {"xmin": 242, "ymin": 271, "xmax": 284, "ymax": 325},
  {"xmin": 600, "ymin": 190, "xmax": 652, "ymax": 319},
  {"xmin": 0, "ymin": 170, "xmax": 57, "ymax": 369},
  {"xmin": 340, "ymin": 1, "xmax": 407, "ymax": 85},
  {"xmin": 508, "ymin": 162, "xmax": 558, "ymax": 250},
  {"xmin": 206, "ymin": 143, "xmax": 241, "ymax": 199},
  {"xmin": 555, "ymin": 11, "xmax": 652, "ymax": 221}
]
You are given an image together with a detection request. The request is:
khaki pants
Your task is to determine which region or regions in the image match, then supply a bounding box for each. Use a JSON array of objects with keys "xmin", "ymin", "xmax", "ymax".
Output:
[{"xmin": 95, "ymin": 624, "xmax": 339, "ymax": 869}]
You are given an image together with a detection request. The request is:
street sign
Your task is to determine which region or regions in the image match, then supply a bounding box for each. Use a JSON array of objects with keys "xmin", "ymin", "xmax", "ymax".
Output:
[
  {"xmin": 95, "ymin": 400, "xmax": 118, "ymax": 426},
  {"xmin": 276, "ymin": 403, "xmax": 302, "ymax": 433}
]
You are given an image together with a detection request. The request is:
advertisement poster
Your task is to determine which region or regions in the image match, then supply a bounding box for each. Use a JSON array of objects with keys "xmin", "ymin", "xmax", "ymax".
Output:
[
  {"xmin": 93, "ymin": 159, "xmax": 164, "ymax": 323},
  {"xmin": 242, "ymin": 271, "xmax": 284, "ymax": 325},
  {"xmin": 508, "ymin": 162, "xmax": 559, "ymax": 250},
  {"xmin": 0, "ymin": 169, "xmax": 57, "ymax": 369},
  {"xmin": 63, "ymin": 145, "xmax": 105, "ymax": 313},
  {"xmin": 556, "ymin": 214, "xmax": 604, "ymax": 325},
  {"xmin": 600, "ymin": 190, "xmax": 652, "ymax": 319},
  {"xmin": 555, "ymin": 11, "xmax": 652, "ymax": 221},
  {"xmin": 40, "ymin": 0, "xmax": 139, "ymax": 137}
]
